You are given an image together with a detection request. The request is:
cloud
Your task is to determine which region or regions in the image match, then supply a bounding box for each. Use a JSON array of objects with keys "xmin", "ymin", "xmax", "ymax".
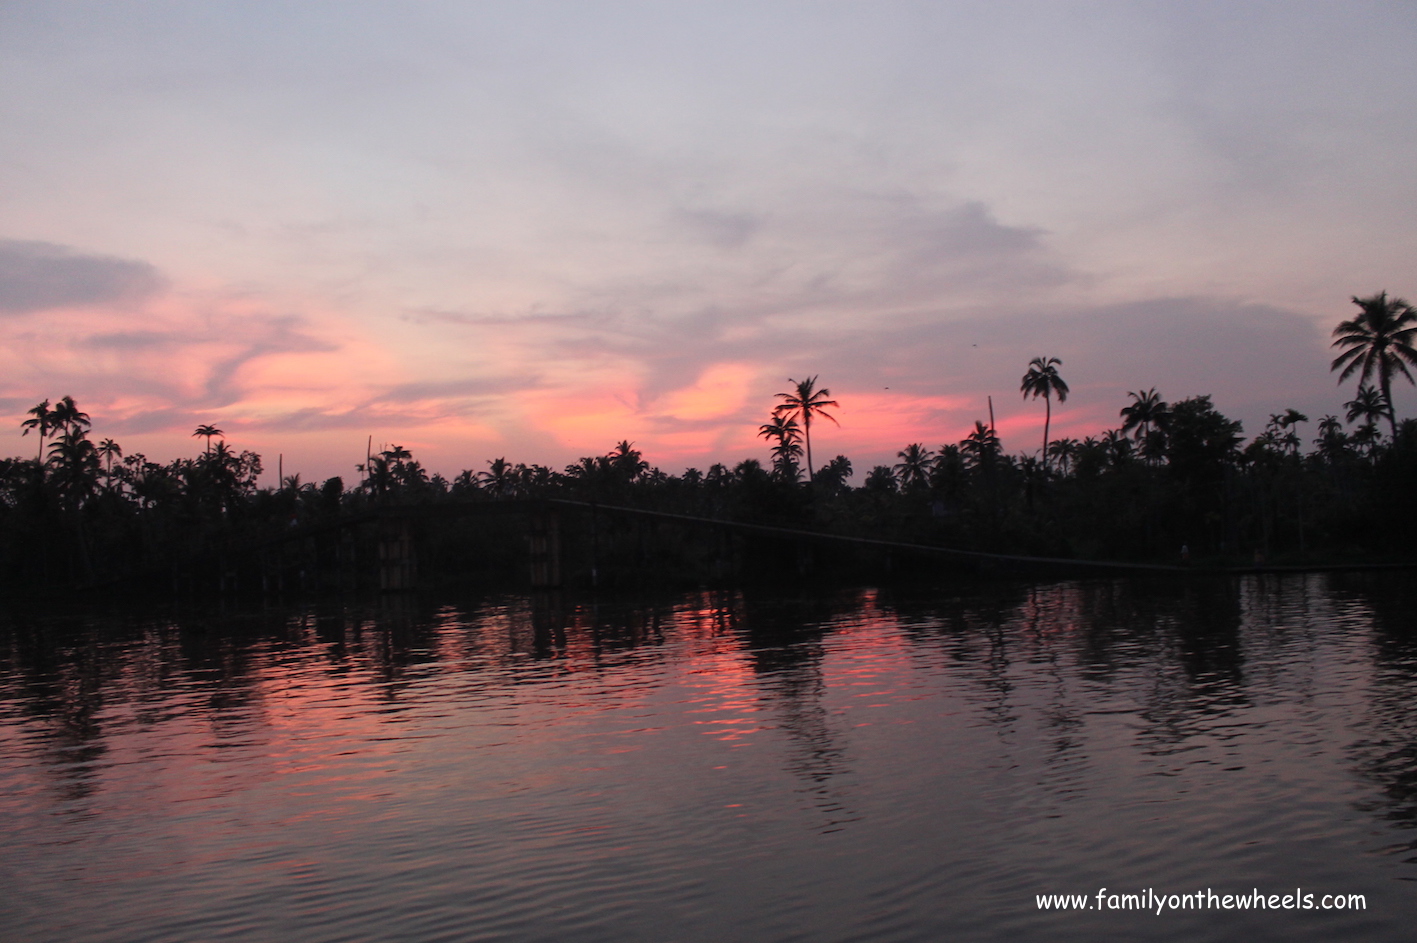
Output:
[
  {"xmin": 372, "ymin": 376, "xmax": 544, "ymax": 406},
  {"xmin": 0, "ymin": 240, "xmax": 165, "ymax": 314},
  {"xmin": 74, "ymin": 331, "xmax": 176, "ymax": 350},
  {"xmin": 671, "ymin": 208, "xmax": 762, "ymax": 249}
]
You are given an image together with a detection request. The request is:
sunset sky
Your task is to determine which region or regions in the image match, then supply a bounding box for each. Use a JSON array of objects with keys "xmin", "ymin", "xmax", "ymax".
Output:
[{"xmin": 3, "ymin": 1, "xmax": 1415, "ymax": 483}]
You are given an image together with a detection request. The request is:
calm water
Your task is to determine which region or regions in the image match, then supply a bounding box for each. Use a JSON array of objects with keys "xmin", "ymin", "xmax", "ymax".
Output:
[{"xmin": 1, "ymin": 574, "xmax": 1415, "ymax": 942}]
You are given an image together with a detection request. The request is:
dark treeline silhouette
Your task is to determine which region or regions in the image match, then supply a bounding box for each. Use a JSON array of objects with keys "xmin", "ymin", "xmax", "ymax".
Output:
[{"xmin": 2, "ymin": 293, "xmax": 1414, "ymax": 590}]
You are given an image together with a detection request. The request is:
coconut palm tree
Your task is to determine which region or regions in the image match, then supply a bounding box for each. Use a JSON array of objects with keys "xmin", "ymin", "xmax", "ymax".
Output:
[
  {"xmin": 1020, "ymin": 356, "xmax": 1069, "ymax": 468},
  {"xmin": 1119, "ymin": 389, "xmax": 1169, "ymax": 462},
  {"xmin": 50, "ymin": 396, "xmax": 91, "ymax": 437},
  {"xmin": 192, "ymin": 424, "xmax": 223, "ymax": 456},
  {"xmin": 758, "ymin": 415, "xmax": 803, "ymax": 481},
  {"xmin": 608, "ymin": 440, "xmax": 648, "ymax": 482},
  {"xmin": 21, "ymin": 399, "xmax": 54, "ymax": 462},
  {"xmin": 894, "ymin": 443, "xmax": 935, "ymax": 491},
  {"xmin": 960, "ymin": 421, "xmax": 1001, "ymax": 469},
  {"xmin": 478, "ymin": 457, "xmax": 515, "ymax": 496},
  {"xmin": 773, "ymin": 376, "xmax": 839, "ymax": 483},
  {"xmin": 47, "ymin": 428, "xmax": 100, "ymax": 508},
  {"xmin": 96, "ymin": 438, "xmax": 122, "ymax": 492},
  {"xmin": 1046, "ymin": 437, "xmax": 1078, "ymax": 476},
  {"xmin": 1331, "ymin": 291, "xmax": 1417, "ymax": 438}
]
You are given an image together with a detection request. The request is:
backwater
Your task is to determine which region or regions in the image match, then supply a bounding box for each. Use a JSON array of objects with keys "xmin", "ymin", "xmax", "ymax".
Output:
[{"xmin": 1, "ymin": 573, "xmax": 1414, "ymax": 942}]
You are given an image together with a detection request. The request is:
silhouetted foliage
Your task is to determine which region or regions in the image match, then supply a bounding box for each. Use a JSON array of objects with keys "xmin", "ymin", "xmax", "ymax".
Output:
[{"xmin": 4, "ymin": 336, "xmax": 1416, "ymax": 593}]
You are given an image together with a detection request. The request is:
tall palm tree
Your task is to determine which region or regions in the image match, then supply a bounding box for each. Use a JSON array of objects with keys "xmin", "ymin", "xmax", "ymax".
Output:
[
  {"xmin": 1331, "ymin": 291, "xmax": 1417, "ymax": 438},
  {"xmin": 193, "ymin": 424, "xmax": 223, "ymax": 456},
  {"xmin": 97, "ymin": 438, "xmax": 122, "ymax": 492},
  {"xmin": 1020, "ymin": 356, "xmax": 1069, "ymax": 469},
  {"xmin": 773, "ymin": 376, "xmax": 839, "ymax": 483},
  {"xmin": 21, "ymin": 399, "xmax": 54, "ymax": 462}
]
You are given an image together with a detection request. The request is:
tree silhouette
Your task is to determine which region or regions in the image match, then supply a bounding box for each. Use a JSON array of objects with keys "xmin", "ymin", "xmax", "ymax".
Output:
[
  {"xmin": 1268, "ymin": 408, "xmax": 1308, "ymax": 455},
  {"xmin": 773, "ymin": 376, "xmax": 839, "ymax": 483},
  {"xmin": 1046, "ymin": 437, "xmax": 1078, "ymax": 475},
  {"xmin": 863, "ymin": 465, "xmax": 898, "ymax": 493},
  {"xmin": 1119, "ymin": 389, "xmax": 1169, "ymax": 463},
  {"xmin": 1102, "ymin": 429, "xmax": 1135, "ymax": 467},
  {"xmin": 21, "ymin": 400, "xmax": 54, "ymax": 463},
  {"xmin": 960, "ymin": 420, "xmax": 1001, "ymax": 469},
  {"xmin": 479, "ymin": 457, "xmax": 515, "ymax": 497},
  {"xmin": 97, "ymin": 438, "xmax": 122, "ymax": 492},
  {"xmin": 1331, "ymin": 291, "xmax": 1417, "ymax": 438},
  {"xmin": 816, "ymin": 455, "xmax": 854, "ymax": 493},
  {"xmin": 1020, "ymin": 356, "xmax": 1069, "ymax": 469},
  {"xmin": 1313, "ymin": 415, "xmax": 1350, "ymax": 462},
  {"xmin": 894, "ymin": 443, "xmax": 934, "ymax": 491},
  {"xmin": 192, "ymin": 424, "xmax": 224, "ymax": 456},
  {"xmin": 50, "ymin": 396, "xmax": 90, "ymax": 438},
  {"xmin": 1345, "ymin": 385, "xmax": 1390, "ymax": 432},
  {"xmin": 758, "ymin": 415, "xmax": 803, "ymax": 481},
  {"xmin": 47, "ymin": 428, "xmax": 100, "ymax": 508},
  {"xmin": 608, "ymin": 440, "xmax": 648, "ymax": 482}
]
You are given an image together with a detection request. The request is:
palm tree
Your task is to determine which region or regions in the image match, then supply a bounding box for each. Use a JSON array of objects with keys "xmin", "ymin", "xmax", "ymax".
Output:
[
  {"xmin": 1268, "ymin": 408, "xmax": 1308, "ymax": 455},
  {"xmin": 50, "ymin": 396, "xmax": 91, "ymax": 437},
  {"xmin": 193, "ymin": 424, "xmax": 224, "ymax": 456},
  {"xmin": 1046, "ymin": 437, "xmax": 1078, "ymax": 476},
  {"xmin": 960, "ymin": 421, "xmax": 1001, "ymax": 469},
  {"xmin": 894, "ymin": 443, "xmax": 935, "ymax": 491},
  {"xmin": 96, "ymin": 438, "xmax": 122, "ymax": 492},
  {"xmin": 1120, "ymin": 388, "xmax": 1169, "ymax": 439},
  {"xmin": 758, "ymin": 415, "xmax": 803, "ymax": 481},
  {"xmin": 21, "ymin": 399, "xmax": 54, "ymax": 462},
  {"xmin": 1331, "ymin": 291, "xmax": 1417, "ymax": 438},
  {"xmin": 479, "ymin": 457, "xmax": 515, "ymax": 496},
  {"xmin": 1313, "ymin": 415, "xmax": 1349, "ymax": 461},
  {"xmin": 1344, "ymin": 384, "xmax": 1390, "ymax": 432},
  {"xmin": 607, "ymin": 440, "xmax": 648, "ymax": 482},
  {"xmin": 1020, "ymin": 356, "xmax": 1069, "ymax": 468},
  {"xmin": 773, "ymin": 376, "xmax": 839, "ymax": 482},
  {"xmin": 47, "ymin": 428, "xmax": 100, "ymax": 508}
]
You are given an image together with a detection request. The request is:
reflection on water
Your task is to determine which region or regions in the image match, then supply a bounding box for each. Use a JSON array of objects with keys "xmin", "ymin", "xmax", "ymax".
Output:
[{"xmin": 1, "ymin": 575, "xmax": 1415, "ymax": 942}]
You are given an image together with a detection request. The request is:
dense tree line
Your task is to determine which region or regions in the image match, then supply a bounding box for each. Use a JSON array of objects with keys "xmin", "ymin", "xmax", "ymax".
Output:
[
  {"xmin": 2, "ymin": 385, "xmax": 1412, "ymax": 589},
  {"xmin": 2, "ymin": 292, "xmax": 1413, "ymax": 588}
]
